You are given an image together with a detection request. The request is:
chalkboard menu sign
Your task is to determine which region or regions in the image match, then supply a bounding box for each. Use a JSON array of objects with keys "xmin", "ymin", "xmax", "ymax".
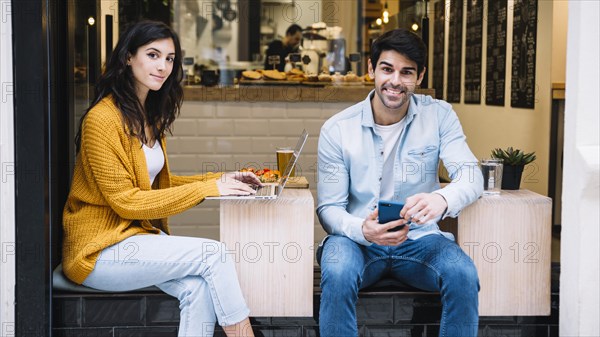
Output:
[
  {"xmin": 511, "ymin": 0, "xmax": 538, "ymax": 109},
  {"xmin": 447, "ymin": 0, "xmax": 463, "ymax": 103},
  {"xmin": 465, "ymin": 0, "xmax": 483, "ymax": 104},
  {"xmin": 432, "ymin": 0, "xmax": 445, "ymax": 100},
  {"xmin": 486, "ymin": 0, "xmax": 508, "ymax": 106}
]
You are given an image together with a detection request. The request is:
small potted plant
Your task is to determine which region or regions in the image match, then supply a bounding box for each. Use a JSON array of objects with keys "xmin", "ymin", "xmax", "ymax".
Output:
[{"xmin": 491, "ymin": 147, "xmax": 536, "ymax": 190}]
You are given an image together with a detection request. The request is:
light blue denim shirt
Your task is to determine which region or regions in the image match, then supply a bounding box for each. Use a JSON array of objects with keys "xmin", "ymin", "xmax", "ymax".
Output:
[{"xmin": 317, "ymin": 91, "xmax": 483, "ymax": 246}]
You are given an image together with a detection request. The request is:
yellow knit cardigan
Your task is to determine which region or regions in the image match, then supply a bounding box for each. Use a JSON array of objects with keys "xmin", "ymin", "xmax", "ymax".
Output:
[{"xmin": 62, "ymin": 96, "xmax": 222, "ymax": 284}]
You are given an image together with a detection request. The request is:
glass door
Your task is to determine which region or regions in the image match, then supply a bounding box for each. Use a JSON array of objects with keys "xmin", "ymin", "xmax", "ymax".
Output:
[{"xmin": 67, "ymin": 0, "xmax": 100, "ymax": 170}]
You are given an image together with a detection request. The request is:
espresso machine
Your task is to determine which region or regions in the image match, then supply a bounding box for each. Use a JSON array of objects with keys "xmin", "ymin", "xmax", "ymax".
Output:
[
  {"xmin": 300, "ymin": 25, "xmax": 347, "ymax": 75},
  {"xmin": 300, "ymin": 27, "xmax": 328, "ymax": 74}
]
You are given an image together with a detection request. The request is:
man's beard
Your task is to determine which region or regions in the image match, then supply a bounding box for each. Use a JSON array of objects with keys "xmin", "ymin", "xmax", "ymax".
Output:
[{"xmin": 376, "ymin": 84, "xmax": 414, "ymax": 110}]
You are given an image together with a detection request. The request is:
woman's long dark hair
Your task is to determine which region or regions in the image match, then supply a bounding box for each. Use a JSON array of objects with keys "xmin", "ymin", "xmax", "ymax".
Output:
[{"xmin": 75, "ymin": 20, "xmax": 184, "ymax": 151}]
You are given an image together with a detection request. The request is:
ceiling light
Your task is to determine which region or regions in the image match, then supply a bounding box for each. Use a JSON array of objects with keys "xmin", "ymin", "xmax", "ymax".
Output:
[{"xmin": 383, "ymin": 1, "xmax": 389, "ymax": 20}]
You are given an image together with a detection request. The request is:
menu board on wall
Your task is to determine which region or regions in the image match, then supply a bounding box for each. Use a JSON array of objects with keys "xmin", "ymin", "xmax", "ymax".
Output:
[
  {"xmin": 511, "ymin": 0, "xmax": 538, "ymax": 109},
  {"xmin": 486, "ymin": 0, "xmax": 508, "ymax": 106},
  {"xmin": 465, "ymin": 0, "xmax": 483, "ymax": 104},
  {"xmin": 447, "ymin": 0, "xmax": 463, "ymax": 103},
  {"xmin": 432, "ymin": 0, "xmax": 445, "ymax": 100}
]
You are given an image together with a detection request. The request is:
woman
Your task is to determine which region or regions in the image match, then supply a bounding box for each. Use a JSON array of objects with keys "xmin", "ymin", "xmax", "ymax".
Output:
[{"xmin": 62, "ymin": 21, "xmax": 257, "ymax": 337}]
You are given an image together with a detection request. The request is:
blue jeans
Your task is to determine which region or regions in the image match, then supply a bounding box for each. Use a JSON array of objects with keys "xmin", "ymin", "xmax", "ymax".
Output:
[
  {"xmin": 82, "ymin": 231, "xmax": 250, "ymax": 337},
  {"xmin": 317, "ymin": 234, "xmax": 480, "ymax": 337}
]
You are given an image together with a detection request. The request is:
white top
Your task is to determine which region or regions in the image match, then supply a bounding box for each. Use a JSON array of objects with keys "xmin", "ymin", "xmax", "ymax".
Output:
[
  {"xmin": 142, "ymin": 141, "xmax": 165, "ymax": 185},
  {"xmin": 374, "ymin": 117, "xmax": 406, "ymax": 201}
]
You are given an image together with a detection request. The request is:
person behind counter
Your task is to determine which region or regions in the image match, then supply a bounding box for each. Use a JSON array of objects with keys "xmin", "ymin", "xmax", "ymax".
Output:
[
  {"xmin": 264, "ymin": 24, "xmax": 303, "ymax": 71},
  {"xmin": 62, "ymin": 20, "xmax": 258, "ymax": 337}
]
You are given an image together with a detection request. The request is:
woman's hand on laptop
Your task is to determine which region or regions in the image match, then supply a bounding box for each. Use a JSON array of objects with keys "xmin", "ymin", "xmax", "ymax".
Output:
[{"xmin": 216, "ymin": 171, "xmax": 263, "ymax": 196}]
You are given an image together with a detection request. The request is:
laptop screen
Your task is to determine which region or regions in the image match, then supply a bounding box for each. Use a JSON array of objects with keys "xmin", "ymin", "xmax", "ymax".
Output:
[{"xmin": 278, "ymin": 129, "xmax": 308, "ymax": 193}]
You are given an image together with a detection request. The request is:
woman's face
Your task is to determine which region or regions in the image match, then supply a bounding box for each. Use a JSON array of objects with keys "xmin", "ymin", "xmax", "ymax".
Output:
[{"xmin": 128, "ymin": 38, "xmax": 175, "ymax": 99}]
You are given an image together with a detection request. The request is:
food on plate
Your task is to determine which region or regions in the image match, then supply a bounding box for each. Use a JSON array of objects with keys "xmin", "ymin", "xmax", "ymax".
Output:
[
  {"xmin": 259, "ymin": 170, "xmax": 281, "ymax": 183},
  {"xmin": 263, "ymin": 70, "xmax": 287, "ymax": 80},
  {"xmin": 240, "ymin": 167, "xmax": 282, "ymax": 183},
  {"xmin": 242, "ymin": 70, "xmax": 262, "ymax": 80}
]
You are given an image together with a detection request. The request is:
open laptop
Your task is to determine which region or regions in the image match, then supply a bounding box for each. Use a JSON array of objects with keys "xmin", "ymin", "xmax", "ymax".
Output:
[{"xmin": 206, "ymin": 129, "xmax": 308, "ymax": 200}]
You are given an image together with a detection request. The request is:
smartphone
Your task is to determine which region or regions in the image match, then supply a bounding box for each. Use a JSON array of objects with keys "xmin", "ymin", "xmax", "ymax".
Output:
[{"xmin": 378, "ymin": 200, "xmax": 406, "ymax": 232}]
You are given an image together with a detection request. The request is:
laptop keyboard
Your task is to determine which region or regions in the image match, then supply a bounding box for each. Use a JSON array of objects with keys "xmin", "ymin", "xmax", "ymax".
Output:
[{"xmin": 253, "ymin": 184, "xmax": 275, "ymax": 196}]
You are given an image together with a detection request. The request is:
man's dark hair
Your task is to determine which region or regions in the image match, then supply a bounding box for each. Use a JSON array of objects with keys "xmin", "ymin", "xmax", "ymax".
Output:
[
  {"xmin": 286, "ymin": 24, "xmax": 303, "ymax": 36},
  {"xmin": 370, "ymin": 28, "xmax": 427, "ymax": 75}
]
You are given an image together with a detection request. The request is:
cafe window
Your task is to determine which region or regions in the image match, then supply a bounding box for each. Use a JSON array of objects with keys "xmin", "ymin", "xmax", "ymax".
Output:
[
  {"xmin": 83, "ymin": 0, "xmax": 429, "ymax": 87},
  {"xmin": 167, "ymin": 0, "xmax": 367, "ymax": 81}
]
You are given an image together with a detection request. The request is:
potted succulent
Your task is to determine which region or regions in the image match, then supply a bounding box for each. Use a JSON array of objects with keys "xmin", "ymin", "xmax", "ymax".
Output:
[{"xmin": 491, "ymin": 147, "xmax": 536, "ymax": 190}]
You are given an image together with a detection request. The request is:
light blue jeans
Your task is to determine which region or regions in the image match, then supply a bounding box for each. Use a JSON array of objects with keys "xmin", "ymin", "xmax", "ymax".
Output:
[
  {"xmin": 82, "ymin": 231, "xmax": 250, "ymax": 337},
  {"xmin": 318, "ymin": 234, "xmax": 480, "ymax": 337}
]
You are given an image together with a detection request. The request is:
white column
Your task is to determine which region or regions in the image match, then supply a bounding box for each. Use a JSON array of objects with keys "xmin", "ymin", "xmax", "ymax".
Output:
[
  {"xmin": 0, "ymin": 0, "xmax": 16, "ymax": 335},
  {"xmin": 560, "ymin": 0, "xmax": 600, "ymax": 336}
]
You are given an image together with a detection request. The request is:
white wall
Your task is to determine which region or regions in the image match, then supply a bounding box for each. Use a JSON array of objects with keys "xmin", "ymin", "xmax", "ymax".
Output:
[
  {"xmin": 0, "ymin": 1, "xmax": 15, "ymax": 334},
  {"xmin": 560, "ymin": 1, "xmax": 600, "ymax": 336}
]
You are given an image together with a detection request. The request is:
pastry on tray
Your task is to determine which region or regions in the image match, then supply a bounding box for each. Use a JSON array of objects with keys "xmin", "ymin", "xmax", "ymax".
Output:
[
  {"xmin": 287, "ymin": 68, "xmax": 304, "ymax": 76},
  {"xmin": 317, "ymin": 72, "xmax": 332, "ymax": 82},
  {"xmin": 242, "ymin": 70, "xmax": 262, "ymax": 80},
  {"xmin": 286, "ymin": 74, "xmax": 306, "ymax": 82},
  {"xmin": 344, "ymin": 71, "xmax": 360, "ymax": 82},
  {"xmin": 262, "ymin": 70, "xmax": 287, "ymax": 80},
  {"xmin": 331, "ymin": 72, "xmax": 344, "ymax": 83},
  {"xmin": 306, "ymin": 74, "xmax": 319, "ymax": 82}
]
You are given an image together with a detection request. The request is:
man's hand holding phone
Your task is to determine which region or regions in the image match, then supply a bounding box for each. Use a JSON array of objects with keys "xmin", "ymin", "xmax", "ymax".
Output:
[{"xmin": 362, "ymin": 206, "xmax": 409, "ymax": 246}]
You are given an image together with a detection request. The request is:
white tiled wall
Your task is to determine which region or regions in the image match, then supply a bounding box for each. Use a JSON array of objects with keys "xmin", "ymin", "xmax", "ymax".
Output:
[{"xmin": 167, "ymin": 100, "xmax": 353, "ymax": 242}]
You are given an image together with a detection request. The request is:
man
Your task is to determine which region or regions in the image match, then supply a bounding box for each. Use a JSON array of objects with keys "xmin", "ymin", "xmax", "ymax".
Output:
[
  {"xmin": 264, "ymin": 24, "xmax": 303, "ymax": 71},
  {"xmin": 316, "ymin": 28, "xmax": 483, "ymax": 336}
]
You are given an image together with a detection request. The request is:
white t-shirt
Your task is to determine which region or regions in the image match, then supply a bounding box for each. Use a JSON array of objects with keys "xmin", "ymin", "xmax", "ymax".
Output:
[
  {"xmin": 142, "ymin": 141, "xmax": 165, "ymax": 185},
  {"xmin": 374, "ymin": 117, "xmax": 406, "ymax": 201}
]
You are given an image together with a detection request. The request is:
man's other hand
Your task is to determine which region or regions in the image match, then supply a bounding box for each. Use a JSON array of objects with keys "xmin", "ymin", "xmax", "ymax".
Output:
[
  {"xmin": 362, "ymin": 208, "xmax": 410, "ymax": 246},
  {"xmin": 400, "ymin": 193, "xmax": 448, "ymax": 225}
]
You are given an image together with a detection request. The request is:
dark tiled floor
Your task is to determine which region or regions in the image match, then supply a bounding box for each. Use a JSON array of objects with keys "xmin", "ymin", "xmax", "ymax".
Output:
[{"xmin": 53, "ymin": 264, "xmax": 560, "ymax": 336}]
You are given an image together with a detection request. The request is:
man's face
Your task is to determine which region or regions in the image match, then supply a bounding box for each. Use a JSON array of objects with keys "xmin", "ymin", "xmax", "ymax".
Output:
[
  {"xmin": 368, "ymin": 50, "xmax": 425, "ymax": 112},
  {"xmin": 287, "ymin": 31, "xmax": 303, "ymax": 48}
]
